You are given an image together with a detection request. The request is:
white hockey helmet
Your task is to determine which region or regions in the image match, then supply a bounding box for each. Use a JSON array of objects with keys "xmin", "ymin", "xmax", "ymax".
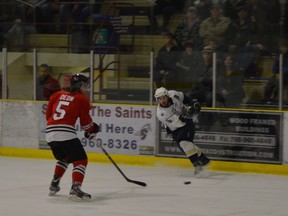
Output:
[{"xmin": 154, "ymin": 87, "xmax": 168, "ymax": 100}]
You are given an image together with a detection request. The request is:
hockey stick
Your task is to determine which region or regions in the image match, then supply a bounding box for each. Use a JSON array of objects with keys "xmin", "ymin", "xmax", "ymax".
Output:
[{"xmin": 94, "ymin": 139, "xmax": 147, "ymax": 187}]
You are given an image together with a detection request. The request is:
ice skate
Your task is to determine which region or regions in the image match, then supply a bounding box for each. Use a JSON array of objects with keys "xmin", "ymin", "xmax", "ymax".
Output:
[
  {"xmin": 69, "ymin": 183, "xmax": 91, "ymax": 201},
  {"xmin": 49, "ymin": 179, "xmax": 60, "ymax": 196},
  {"xmin": 194, "ymin": 158, "xmax": 211, "ymax": 178},
  {"xmin": 199, "ymin": 157, "xmax": 211, "ymax": 168},
  {"xmin": 194, "ymin": 165, "xmax": 203, "ymax": 176}
]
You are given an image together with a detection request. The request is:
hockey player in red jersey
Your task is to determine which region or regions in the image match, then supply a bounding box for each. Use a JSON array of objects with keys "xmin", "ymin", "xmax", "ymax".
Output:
[{"xmin": 46, "ymin": 73, "xmax": 99, "ymax": 201}]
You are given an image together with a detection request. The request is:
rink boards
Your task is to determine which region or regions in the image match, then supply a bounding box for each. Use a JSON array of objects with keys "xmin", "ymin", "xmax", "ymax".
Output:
[{"xmin": 0, "ymin": 100, "xmax": 288, "ymax": 175}]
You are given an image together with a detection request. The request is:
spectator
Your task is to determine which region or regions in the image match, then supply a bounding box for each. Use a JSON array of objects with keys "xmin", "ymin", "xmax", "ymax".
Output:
[
  {"xmin": 175, "ymin": 41, "xmax": 203, "ymax": 93},
  {"xmin": 226, "ymin": 5, "xmax": 255, "ymax": 76},
  {"xmin": 57, "ymin": 0, "xmax": 72, "ymax": 33},
  {"xmin": 244, "ymin": 0, "xmax": 271, "ymax": 49},
  {"xmin": 244, "ymin": 0, "xmax": 281, "ymax": 53},
  {"xmin": 4, "ymin": 0, "xmax": 37, "ymax": 51},
  {"xmin": 34, "ymin": 0, "xmax": 56, "ymax": 33},
  {"xmin": 207, "ymin": 37, "xmax": 227, "ymax": 62},
  {"xmin": 265, "ymin": 0, "xmax": 281, "ymax": 53},
  {"xmin": 154, "ymin": 31, "xmax": 181, "ymax": 89},
  {"xmin": 149, "ymin": 0, "xmax": 185, "ymax": 33},
  {"xmin": 46, "ymin": 0, "xmax": 70, "ymax": 34},
  {"xmin": 174, "ymin": 6, "xmax": 201, "ymax": 50},
  {"xmin": 72, "ymin": 0, "xmax": 102, "ymax": 28},
  {"xmin": 216, "ymin": 54, "xmax": 246, "ymax": 107},
  {"xmin": 15, "ymin": 0, "xmax": 55, "ymax": 34},
  {"xmin": 196, "ymin": 45, "xmax": 215, "ymax": 106},
  {"xmin": 198, "ymin": 4, "xmax": 231, "ymax": 47},
  {"xmin": 36, "ymin": 64, "xmax": 61, "ymax": 100},
  {"xmin": 263, "ymin": 39, "xmax": 288, "ymax": 104},
  {"xmin": 53, "ymin": 1, "xmax": 70, "ymax": 33},
  {"xmin": 282, "ymin": 0, "xmax": 288, "ymax": 37},
  {"xmin": 188, "ymin": 45, "xmax": 223, "ymax": 107},
  {"xmin": 70, "ymin": 0, "xmax": 90, "ymax": 30},
  {"xmin": 228, "ymin": 5, "xmax": 254, "ymax": 51},
  {"xmin": 191, "ymin": 0, "xmax": 214, "ymax": 22},
  {"xmin": 227, "ymin": 4, "xmax": 270, "ymax": 78},
  {"xmin": 58, "ymin": 0, "xmax": 102, "ymax": 33},
  {"xmin": 0, "ymin": 0, "xmax": 15, "ymax": 41},
  {"xmin": 222, "ymin": 0, "xmax": 245, "ymax": 22}
]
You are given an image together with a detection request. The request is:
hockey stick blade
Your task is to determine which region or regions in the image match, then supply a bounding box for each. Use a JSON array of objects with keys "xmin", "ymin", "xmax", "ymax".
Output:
[
  {"xmin": 126, "ymin": 179, "xmax": 147, "ymax": 187},
  {"xmin": 95, "ymin": 139, "xmax": 147, "ymax": 187}
]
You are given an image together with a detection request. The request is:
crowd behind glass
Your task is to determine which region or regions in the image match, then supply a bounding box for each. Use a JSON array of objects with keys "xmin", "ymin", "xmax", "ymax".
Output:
[{"xmin": 1, "ymin": 0, "xmax": 288, "ymax": 109}]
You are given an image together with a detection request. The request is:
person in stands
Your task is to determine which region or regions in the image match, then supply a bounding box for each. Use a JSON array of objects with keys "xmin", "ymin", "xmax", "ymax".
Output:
[{"xmin": 36, "ymin": 64, "xmax": 61, "ymax": 100}]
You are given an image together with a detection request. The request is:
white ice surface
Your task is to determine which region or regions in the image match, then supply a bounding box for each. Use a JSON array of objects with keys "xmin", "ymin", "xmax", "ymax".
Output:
[{"xmin": 0, "ymin": 156, "xmax": 288, "ymax": 216}]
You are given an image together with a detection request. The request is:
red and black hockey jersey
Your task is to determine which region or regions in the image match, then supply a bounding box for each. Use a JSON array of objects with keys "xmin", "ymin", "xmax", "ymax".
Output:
[{"xmin": 46, "ymin": 90, "xmax": 94, "ymax": 142}]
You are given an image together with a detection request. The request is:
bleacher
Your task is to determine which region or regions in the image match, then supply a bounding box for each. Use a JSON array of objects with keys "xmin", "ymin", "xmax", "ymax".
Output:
[{"xmin": 1, "ymin": 0, "xmax": 284, "ymax": 108}]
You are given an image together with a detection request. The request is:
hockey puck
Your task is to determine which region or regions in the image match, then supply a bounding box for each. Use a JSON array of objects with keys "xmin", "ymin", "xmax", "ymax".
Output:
[{"xmin": 184, "ymin": 181, "xmax": 191, "ymax": 185}]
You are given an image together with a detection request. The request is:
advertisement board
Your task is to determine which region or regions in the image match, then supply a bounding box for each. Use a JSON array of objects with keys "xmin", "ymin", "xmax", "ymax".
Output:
[
  {"xmin": 39, "ymin": 103, "xmax": 156, "ymax": 155},
  {"xmin": 157, "ymin": 110, "xmax": 282, "ymax": 163}
]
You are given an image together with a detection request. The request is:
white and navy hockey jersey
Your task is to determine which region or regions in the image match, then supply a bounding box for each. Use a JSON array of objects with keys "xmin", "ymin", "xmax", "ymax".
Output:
[{"xmin": 156, "ymin": 90, "xmax": 186, "ymax": 131}]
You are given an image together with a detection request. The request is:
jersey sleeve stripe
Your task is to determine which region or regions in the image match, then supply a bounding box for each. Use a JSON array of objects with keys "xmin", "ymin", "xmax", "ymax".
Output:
[{"xmin": 82, "ymin": 122, "xmax": 93, "ymax": 131}]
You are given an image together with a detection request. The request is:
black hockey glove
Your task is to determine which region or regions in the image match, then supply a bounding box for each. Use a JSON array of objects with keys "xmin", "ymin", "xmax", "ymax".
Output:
[
  {"xmin": 84, "ymin": 131, "xmax": 97, "ymax": 140},
  {"xmin": 84, "ymin": 123, "xmax": 100, "ymax": 140},
  {"xmin": 179, "ymin": 114, "xmax": 190, "ymax": 122},
  {"xmin": 184, "ymin": 99, "xmax": 201, "ymax": 116},
  {"xmin": 186, "ymin": 106, "xmax": 194, "ymax": 117},
  {"xmin": 165, "ymin": 126, "xmax": 172, "ymax": 134},
  {"xmin": 91, "ymin": 122, "xmax": 100, "ymax": 133},
  {"xmin": 191, "ymin": 99, "xmax": 201, "ymax": 115}
]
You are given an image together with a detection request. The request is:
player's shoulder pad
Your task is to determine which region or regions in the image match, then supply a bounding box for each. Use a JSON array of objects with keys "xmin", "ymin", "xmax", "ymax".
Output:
[{"xmin": 169, "ymin": 90, "xmax": 184, "ymax": 101}]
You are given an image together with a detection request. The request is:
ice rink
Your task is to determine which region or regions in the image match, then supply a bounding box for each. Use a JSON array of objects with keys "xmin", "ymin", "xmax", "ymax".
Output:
[{"xmin": 0, "ymin": 156, "xmax": 287, "ymax": 216}]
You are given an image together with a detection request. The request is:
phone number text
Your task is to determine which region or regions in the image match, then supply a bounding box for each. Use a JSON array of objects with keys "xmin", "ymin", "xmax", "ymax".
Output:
[
  {"xmin": 81, "ymin": 138, "xmax": 138, "ymax": 150},
  {"xmin": 194, "ymin": 133, "xmax": 276, "ymax": 147}
]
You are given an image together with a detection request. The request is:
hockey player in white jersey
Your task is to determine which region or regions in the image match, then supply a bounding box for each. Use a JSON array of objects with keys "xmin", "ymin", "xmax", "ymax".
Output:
[{"xmin": 155, "ymin": 87, "xmax": 211, "ymax": 175}]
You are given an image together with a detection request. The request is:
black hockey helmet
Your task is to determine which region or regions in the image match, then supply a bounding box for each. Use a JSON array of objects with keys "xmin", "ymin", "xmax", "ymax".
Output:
[{"xmin": 70, "ymin": 73, "xmax": 89, "ymax": 89}]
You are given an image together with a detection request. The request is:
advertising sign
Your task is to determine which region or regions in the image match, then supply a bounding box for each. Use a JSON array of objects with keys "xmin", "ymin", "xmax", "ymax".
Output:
[
  {"xmin": 39, "ymin": 103, "xmax": 156, "ymax": 155},
  {"xmin": 157, "ymin": 110, "xmax": 282, "ymax": 163}
]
